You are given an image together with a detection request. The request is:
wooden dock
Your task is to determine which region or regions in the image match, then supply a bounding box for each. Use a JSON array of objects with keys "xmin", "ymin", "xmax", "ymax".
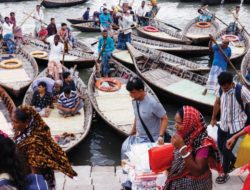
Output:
[{"xmin": 55, "ymin": 165, "xmax": 247, "ymax": 190}]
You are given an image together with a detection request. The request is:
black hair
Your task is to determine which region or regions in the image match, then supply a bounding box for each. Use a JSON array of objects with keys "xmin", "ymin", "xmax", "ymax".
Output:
[
  {"xmin": 10, "ymin": 12, "xmax": 15, "ymax": 16},
  {"xmin": 0, "ymin": 136, "xmax": 26, "ymax": 190},
  {"xmin": 126, "ymin": 77, "xmax": 144, "ymax": 91},
  {"xmin": 63, "ymin": 87, "xmax": 71, "ymax": 95},
  {"xmin": 38, "ymin": 81, "xmax": 47, "ymax": 88},
  {"xmin": 87, "ymin": 7, "xmax": 90, "ymax": 9},
  {"xmin": 103, "ymin": 8, "xmax": 107, "ymax": 11},
  {"xmin": 50, "ymin": 18, "xmax": 55, "ymax": 21},
  {"xmin": 54, "ymin": 34, "xmax": 60, "ymax": 40},
  {"xmin": 236, "ymin": 5, "xmax": 240, "ymax": 8},
  {"xmin": 177, "ymin": 107, "xmax": 184, "ymax": 120},
  {"xmin": 218, "ymin": 72, "xmax": 233, "ymax": 86},
  {"xmin": 14, "ymin": 108, "xmax": 30, "ymax": 123},
  {"xmin": 103, "ymin": 29, "xmax": 108, "ymax": 33},
  {"xmin": 63, "ymin": 72, "xmax": 70, "ymax": 80},
  {"xmin": 4, "ymin": 17, "xmax": 9, "ymax": 20},
  {"xmin": 61, "ymin": 23, "xmax": 67, "ymax": 27}
]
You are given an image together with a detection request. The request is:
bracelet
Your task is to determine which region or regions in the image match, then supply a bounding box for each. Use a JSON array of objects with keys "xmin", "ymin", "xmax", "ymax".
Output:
[
  {"xmin": 181, "ymin": 152, "xmax": 191, "ymax": 159},
  {"xmin": 178, "ymin": 145, "xmax": 187, "ymax": 153}
]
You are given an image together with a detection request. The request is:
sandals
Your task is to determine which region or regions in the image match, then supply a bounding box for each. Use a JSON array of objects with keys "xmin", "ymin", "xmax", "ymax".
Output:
[{"xmin": 216, "ymin": 174, "xmax": 230, "ymax": 184}]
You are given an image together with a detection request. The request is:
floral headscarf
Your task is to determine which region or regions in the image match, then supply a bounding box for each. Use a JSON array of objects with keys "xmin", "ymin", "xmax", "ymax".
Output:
[{"xmin": 14, "ymin": 105, "xmax": 77, "ymax": 178}]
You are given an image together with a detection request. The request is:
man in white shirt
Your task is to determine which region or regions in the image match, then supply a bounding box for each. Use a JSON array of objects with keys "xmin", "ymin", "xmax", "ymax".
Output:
[
  {"xmin": 231, "ymin": 5, "xmax": 240, "ymax": 21},
  {"xmin": 117, "ymin": 10, "xmax": 135, "ymax": 50},
  {"xmin": 2, "ymin": 17, "xmax": 15, "ymax": 54},
  {"xmin": 136, "ymin": 0, "xmax": 147, "ymax": 26},
  {"xmin": 45, "ymin": 35, "xmax": 64, "ymax": 80},
  {"xmin": 211, "ymin": 72, "xmax": 250, "ymax": 183},
  {"xmin": 32, "ymin": 5, "xmax": 44, "ymax": 37},
  {"xmin": 2, "ymin": 17, "xmax": 13, "ymax": 37}
]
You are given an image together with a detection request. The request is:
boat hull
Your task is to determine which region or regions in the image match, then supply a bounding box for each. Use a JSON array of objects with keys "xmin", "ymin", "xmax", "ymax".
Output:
[{"xmin": 41, "ymin": 0, "xmax": 88, "ymax": 8}]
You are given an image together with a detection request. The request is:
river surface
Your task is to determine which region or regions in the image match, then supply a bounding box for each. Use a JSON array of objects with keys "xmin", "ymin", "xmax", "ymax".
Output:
[{"xmin": 1, "ymin": 0, "xmax": 250, "ymax": 166}]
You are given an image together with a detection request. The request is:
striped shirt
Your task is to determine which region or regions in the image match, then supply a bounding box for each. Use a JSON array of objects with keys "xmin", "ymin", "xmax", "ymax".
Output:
[
  {"xmin": 58, "ymin": 91, "xmax": 79, "ymax": 109},
  {"xmin": 218, "ymin": 85, "xmax": 250, "ymax": 134}
]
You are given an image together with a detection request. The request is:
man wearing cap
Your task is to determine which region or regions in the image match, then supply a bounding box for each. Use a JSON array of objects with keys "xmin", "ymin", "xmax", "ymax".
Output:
[
  {"xmin": 32, "ymin": 5, "xmax": 44, "ymax": 37},
  {"xmin": 203, "ymin": 35, "xmax": 231, "ymax": 95},
  {"xmin": 99, "ymin": 8, "xmax": 113, "ymax": 32}
]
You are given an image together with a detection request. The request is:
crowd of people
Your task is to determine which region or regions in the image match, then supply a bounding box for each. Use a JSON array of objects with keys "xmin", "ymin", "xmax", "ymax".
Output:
[{"xmin": 1, "ymin": 1, "xmax": 250, "ymax": 190}]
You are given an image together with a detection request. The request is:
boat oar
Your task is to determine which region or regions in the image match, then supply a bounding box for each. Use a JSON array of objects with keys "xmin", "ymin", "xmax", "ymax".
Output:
[
  {"xmin": 210, "ymin": 35, "xmax": 247, "ymax": 86},
  {"xmin": 142, "ymin": 16, "xmax": 182, "ymax": 32},
  {"xmin": 91, "ymin": 40, "xmax": 99, "ymax": 46},
  {"xmin": 201, "ymin": 8, "xmax": 228, "ymax": 27},
  {"xmin": 23, "ymin": 11, "xmax": 48, "ymax": 26},
  {"xmin": 113, "ymin": 25, "xmax": 139, "ymax": 35},
  {"xmin": 227, "ymin": 9, "xmax": 250, "ymax": 37},
  {"xmin": 20, "ymin": 0, "xmax": 43, "ymax": 27},
  {"xmin": 95, "ymin": 40, "xmax": 107, "ymax": 77}
]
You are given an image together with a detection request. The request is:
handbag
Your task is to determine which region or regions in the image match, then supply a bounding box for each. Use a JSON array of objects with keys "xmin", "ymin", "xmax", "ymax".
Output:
[
  {"xmin": 148, "ymin": 144, "xmax": 174, "ymax": 173},
  {"xmin": 136, "ymin": 101, "xmax": 171, "ymax": 143}
]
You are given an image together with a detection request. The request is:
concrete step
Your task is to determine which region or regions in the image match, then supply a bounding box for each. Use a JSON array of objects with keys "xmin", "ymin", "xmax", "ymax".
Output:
[
  {"xmin": 92, "ymin": 166, "xmax": 115, "ymax": 173},
  {"xmin": 94, "ymin": 184, "xmax": 123, "ymax": 190},
  {"xmin": 92, "ymin": 175, "xmax": 119, "ymax": 184},
  {"xmin": 73, "ymin": 165, "xmax": 92, "ymax": 178}
]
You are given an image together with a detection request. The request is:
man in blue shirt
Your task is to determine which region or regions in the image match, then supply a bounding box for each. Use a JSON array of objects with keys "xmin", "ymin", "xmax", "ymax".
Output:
[
  {"xmin": 197, "ymin": 9, "xmax": 212, "ymax": 22},
  {"xmin": 83, "ymin": 7, "xmax": 90, "ymax": 20},
  {"xmin": 203, "ymin": 35, "xmax": 231, "ymax": 95},
  {"xmin": 98, "ymin": 30, "xmax": 115, "ymax": 77},
  {"xmin": 99, "ymin": 8, "xmax": 113, "ymax": 31}
]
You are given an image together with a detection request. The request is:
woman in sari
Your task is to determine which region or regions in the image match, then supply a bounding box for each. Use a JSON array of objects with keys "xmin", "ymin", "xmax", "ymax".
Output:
[
  {"xmin": 164, "ymin": 106, "xmax": 223, "ymax": 190},
  {"xmin": 12, "ymin": 105, "xmax": 77, "ymax": 189}
]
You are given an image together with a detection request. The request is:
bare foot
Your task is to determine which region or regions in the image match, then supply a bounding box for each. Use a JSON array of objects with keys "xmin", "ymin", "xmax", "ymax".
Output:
[{"xmin": 64, "ymin": 114, "xmax": 71, "ymax": 118}]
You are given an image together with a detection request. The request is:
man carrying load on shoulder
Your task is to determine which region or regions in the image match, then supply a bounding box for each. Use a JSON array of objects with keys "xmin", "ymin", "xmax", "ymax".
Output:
[
  {"xmin": 97, "ymin": 30, "xmax": 114, "ymax": 78},
  {"xmin": 117, "ymin": 9, "xmax": 136, "ymax": 50},
  {"xmin": 211, "ymin": 72, "xmax": 250, "ymax": 184},
  {"xmin": 203, "ymin": 35, "xmax": 231, "ymax": 95}
]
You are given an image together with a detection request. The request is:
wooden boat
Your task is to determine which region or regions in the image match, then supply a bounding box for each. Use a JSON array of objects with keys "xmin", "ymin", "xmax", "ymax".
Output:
[
  {"xmin": 136, "ymin": 20, "xmax": 192, "ymax": 44},
  {"xmin": 113, "ymin": 43, "xmax": 209, "ymax": 72},
  {"xmin": 23, "ymin": 66, "xmax": 93, "ymax": 152},
  {"xmin": 214, "ymin": 26, "xmax": 249, "ymax": 64},
  {"xmin": 0, "ymin": 48, "xmax": 38, "ymax": 97},
  {"xmin": 112, "ymin": 49, "xmax": 134, "ymax": 67},
  {"xmin": 113, "ymin": 35, "xmax": 210, "ymax": 58},
  {"xmin": 0, "ymin": 0, "xmax": 33, "ymax": 2},
  {"xmin": 67, "ymin": 18, "xmax": 96, "ymax": 24},
  {"xmin": 129, "ymin": 42, "xmax": 210, "ymax": 72},
  {"xmin": 244, "ymin": 0, "xmax": 250, "ymax": 4},
  {"xmin": 71, "ymin": 22, "xmax": 101, "ymax": 33},
  {"xmin": 240, "ymin": 50, "xmax": 250, "ymax": 81},
  {"xmin": 201, "ymin": 0, "xmax": 221, "ymax": 5},
  {"xmin": 0, "ymin": 86, "xmax": 16, "ymax": 138},
  {"xmin": 88, "ymin": 58, "xmax": 159, "ymax": 136},
  {"xmin": 223, "ymin": 0, "xmax": 241, "ymax": 3},
  {"xmin": 183, "ymin": 17, "xmax": 220, "ymax": 45},
  {"xmin": 41, "ymin": 0, "xmax": 88, "ymax": 8},
  {"xmin": 127, "ymin": 43, "xmax": 216, "ymax": 111},
  {"xmin": 23, "ymin": 36, "xmax": 95, "ymax": 69}
]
